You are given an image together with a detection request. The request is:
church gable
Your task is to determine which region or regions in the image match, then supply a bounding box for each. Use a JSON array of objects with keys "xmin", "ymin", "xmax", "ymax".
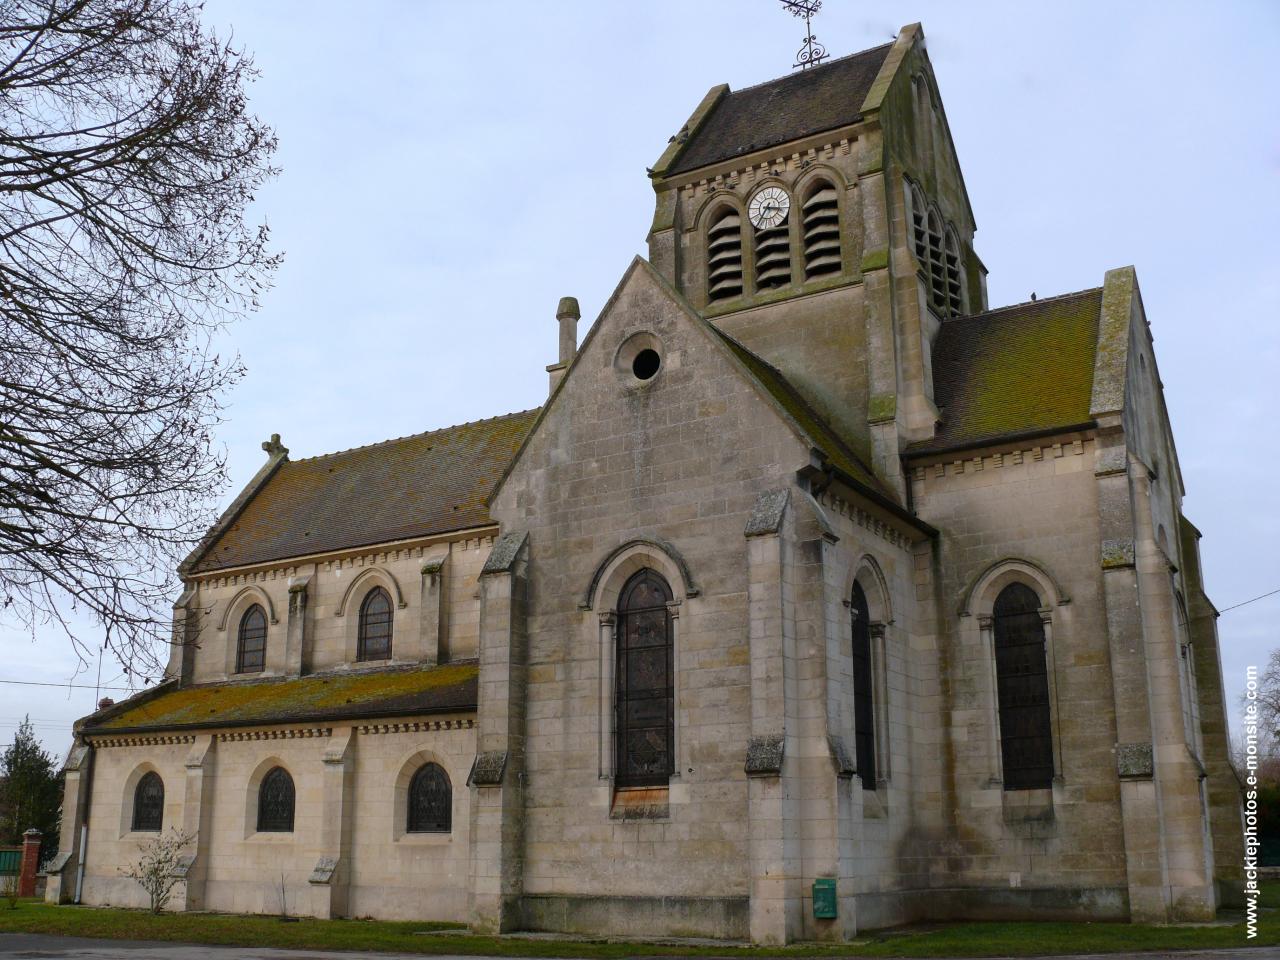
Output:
[{"xmin": 490, "ymin": 256, "xmax": 886, "ymax": 527}]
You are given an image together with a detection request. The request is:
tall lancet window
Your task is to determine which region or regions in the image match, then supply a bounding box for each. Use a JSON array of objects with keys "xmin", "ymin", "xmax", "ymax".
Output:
[
  {"xmin": 358, "ymin": 586, "xmax": 393, "ymax": 661},
  {"xmin": 614, "ymin": 569, "xmax": 674, "ymax": 787},
  {"xmin": 131, "ymin": 772, "xmax": 164, "ymax": 832},
  {"xmin": 993, "ymin": 583, "xmax": 1055, "ymax": 789},
  {"xmin": 236, "ymin": 604, "xmax": 267, "ymax": 674},
  {"xmin": 850, "ymin": 582, "xmax": 877, "ymax": 789}
]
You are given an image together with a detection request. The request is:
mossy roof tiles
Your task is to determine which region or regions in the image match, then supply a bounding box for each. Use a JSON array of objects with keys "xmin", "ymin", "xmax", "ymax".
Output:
[
  {"xmin": 669, "ymin": 43, "xmax": 893, "ymax": 175},
  {"xmin": 910, "ymin": 288, "xmax": 1103, "ymax": 455},
  {"xmin": 86, "ymin": 662, "xmax": 478, "ymax": 734},
  {"xmin": 192, "ymin": 409, "xmax": 541, "ymax": 572}
]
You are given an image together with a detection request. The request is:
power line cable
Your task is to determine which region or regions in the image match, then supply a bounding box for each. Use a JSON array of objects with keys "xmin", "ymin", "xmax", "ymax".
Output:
[{"xmin": 1218, "ymin": 586, "xmax": 1280, "ymax": 614}]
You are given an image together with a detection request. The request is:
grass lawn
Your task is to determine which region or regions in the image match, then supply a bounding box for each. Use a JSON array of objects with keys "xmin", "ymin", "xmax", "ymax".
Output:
[{"xmin": 0, "ymin": 886, "xmax": 1273, "ymax": 958}]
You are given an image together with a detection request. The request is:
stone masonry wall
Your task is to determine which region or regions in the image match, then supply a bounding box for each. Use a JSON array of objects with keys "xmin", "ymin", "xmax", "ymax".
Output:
[{"xmin": 909, "ymin": 434, "xmax": 1131, "ymax": 908}]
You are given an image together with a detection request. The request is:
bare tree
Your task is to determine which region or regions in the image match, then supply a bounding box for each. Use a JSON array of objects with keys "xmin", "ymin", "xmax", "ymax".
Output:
[
  {"xmin": 121, "ymin": 827, "xmax": 193, "ymax": 913},
  {"xmin": 0, "ymin": 1, "xmax": 279, "ymax": 675},
  {"xmin": 1257, "ymin": 647, "xmax": 1280, "ymax": 742}
]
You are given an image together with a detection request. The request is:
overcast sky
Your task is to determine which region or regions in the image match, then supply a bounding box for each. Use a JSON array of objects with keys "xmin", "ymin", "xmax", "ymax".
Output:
[{"xmin": 2, "ymin": 1, "xmax": 1277, "ymax": 760}]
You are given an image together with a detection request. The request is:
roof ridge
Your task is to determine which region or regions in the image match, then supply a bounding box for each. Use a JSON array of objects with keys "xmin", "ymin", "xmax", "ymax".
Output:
[
  {"xmin": 724, "ymin": 41, "xmax": 895, "ymax": 97},
  {"xmin": 290, "ymin": 407, "xmax": 542, "ymax": 465},
  {"xmin": 950, "ymin": 286, "xmax": 1102, "ymax": 324}
]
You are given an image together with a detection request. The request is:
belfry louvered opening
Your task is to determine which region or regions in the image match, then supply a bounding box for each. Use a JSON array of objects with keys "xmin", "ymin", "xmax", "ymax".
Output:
[
  {"xmin": 754, "ymin": 219, "xmax": 791, "ymax": 291},
  {"xmin": 706, "ymin": 207, "xmax": 743, "ymax": 302},
  {"xmin": 944, "ymin": 228, "xmax": 963, "ymax": 316},
  {"xmin": 926, "ymin": 209, "xmax": 947, "ymax": 314},
  {"xmin": 802, "ymin": 181, "xmax": 841, "ymax": 279}
]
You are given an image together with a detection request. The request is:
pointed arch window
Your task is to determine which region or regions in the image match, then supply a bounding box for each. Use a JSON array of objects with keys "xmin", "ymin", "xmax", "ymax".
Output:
[
  {"xmin": 257, "ymin": 766, "xmax": 295, "ymax": 833},
  {"xmin": 993, "ymin": 583, "xmax": 1054, "ymax": 790},
  {"xmin": 131, "ymin": 771, "xmax": 164, "ymax": 832},
  {"xmin": 407, "ymin": 763, "xmax": 452, "ymax": 833},
  {"xmin": 802, "ymin": 180, "xmax": 841, "ymax": 279},
  {"xmin": 850, "ymin": 582, "xmax": 877, "ymax": 789},
  {"xmin": 909, "ymin": 183, "xmax": 928, "ymax": 265},
  {"xmin": 926, "ymin": 208, "xmax": 947, "ymax": 314},
  {"xmin": 358, "ymin": 586, "xmax": 393, "ymax": 662},
  {"xmin": 236, "ymin": 604, "xmax": 267, "ymax": 674},
  {"xmin": 944, "ymin": 227, "xmax": 963, "ymax": 316},
  {"xmin": 707, "ymin": 207, "xmax": 744, "ymax": 302},
  {"xmin": 615, "ymin": 569, "xmax": 674, "ymax": 787}
]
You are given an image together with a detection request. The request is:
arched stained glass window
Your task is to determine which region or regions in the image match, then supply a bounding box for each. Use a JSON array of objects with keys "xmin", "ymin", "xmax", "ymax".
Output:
[
  {"xmin": 407, "ymin": 763, "xmax": 451, "ymax": 833},
  {"xmin": 993, "ymin": 583, "xmax": 1055, "ymax": 790},
  {"xmin": 257, "ymin": 766, "xmax": 295, "ymax": 833},
  {"xmin": 615, "ymin": 569, "xmax": 674, "ymax": 787},
  {"xmin": 850, "ymin": 582, "xmax": 877, "ymax": 789},
  {"xmin": 132, "ymin": 771, "xmax": 164, "ymax": 832},
  {"xmin": 236, "ymin": 604, "xmax": 267, "ymax": 674},
  {"xmin": 358, "ymin": 586, "xmax": 393, "ymax": 661}
]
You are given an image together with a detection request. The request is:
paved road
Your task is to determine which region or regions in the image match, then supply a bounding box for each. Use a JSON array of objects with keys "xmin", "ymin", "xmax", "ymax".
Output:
[{"xmin": 0, "ymin": 934, "xmax": 1276, "ymax": 960}]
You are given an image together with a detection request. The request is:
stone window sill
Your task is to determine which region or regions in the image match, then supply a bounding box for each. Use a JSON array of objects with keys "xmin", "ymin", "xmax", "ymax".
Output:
[{"xmin": 610, "ymin": 785, "xmax": 670, "ymax": 821}]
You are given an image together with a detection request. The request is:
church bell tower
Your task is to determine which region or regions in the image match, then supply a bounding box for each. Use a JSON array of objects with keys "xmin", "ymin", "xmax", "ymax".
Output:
[{"xmin": 645, "ymin": 23, "xmax": 986, "ymax": 494}]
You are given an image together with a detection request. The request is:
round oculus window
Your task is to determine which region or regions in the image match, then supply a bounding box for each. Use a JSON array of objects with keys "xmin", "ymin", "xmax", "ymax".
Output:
[{"xmin": 632, "ymin": 349, "xmax": 661, "ymax": 381}]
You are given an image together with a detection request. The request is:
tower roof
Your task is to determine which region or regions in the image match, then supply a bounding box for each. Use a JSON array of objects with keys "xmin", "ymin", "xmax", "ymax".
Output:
[{"xmin": 668, "ymin": 41, "xmax": 893, "ymax": 176}]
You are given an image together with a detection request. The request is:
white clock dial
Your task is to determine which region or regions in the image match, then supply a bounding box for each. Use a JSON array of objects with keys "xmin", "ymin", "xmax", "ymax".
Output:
[{"xmin": 749, "ymin": 186, "xmax": 790, "ymax": 229}]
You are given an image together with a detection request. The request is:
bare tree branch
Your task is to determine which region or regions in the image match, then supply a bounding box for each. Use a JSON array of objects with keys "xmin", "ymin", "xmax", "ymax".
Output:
[{"xmin": 0, "ymin": 0, "xmax": 279, "ymax": 679}]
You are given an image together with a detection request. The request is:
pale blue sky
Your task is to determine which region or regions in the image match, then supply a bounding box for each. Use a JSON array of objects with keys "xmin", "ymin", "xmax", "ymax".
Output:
[{"xmin": 2, "ymin": 1, "xmax": 1277, "ymax": 755}]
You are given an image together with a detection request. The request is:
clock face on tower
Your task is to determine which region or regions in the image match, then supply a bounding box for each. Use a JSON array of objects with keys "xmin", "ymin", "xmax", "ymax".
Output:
[{"xmin": 748, "ymin": 186, "xmax": 790, "ymax": 229}]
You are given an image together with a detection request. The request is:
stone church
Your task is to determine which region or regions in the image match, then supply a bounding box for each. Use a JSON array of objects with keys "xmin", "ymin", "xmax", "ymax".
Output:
[{"xmin": 49, "ymin": 24, "xmax": 1244, "ymax": 942}]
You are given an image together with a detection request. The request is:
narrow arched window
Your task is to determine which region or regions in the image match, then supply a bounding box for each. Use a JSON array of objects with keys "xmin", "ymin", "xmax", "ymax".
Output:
[
  {"xmin": 706, "ymin": 207, "xmax": 743, "ymax": 302},
  {"xmin": 913, "ymin": 75, "xmax": 934, "ymax": 155},
  {"xmin": 993, "ymin": 583, "xmax": 1054, "ymax": 790},
  {"xmin": 926, "ymin": 208, "xmax": 947, "ymax": 314},
  {"xmin": 407, "ymin": 763, "xmax": 452, "ymax": 833},
  {"xmin": 615, "ymin": 569, "xmax": 674, "ymax": 787},
  {"xmin": 358, "ymin": 586, "xmax": 393, "ymax": 661},
  {"xmin": 944, "ymin": 227, "xmax": 963, "ymax": 316},
  {"xmin": 236, "ymin": 604, "xmax": 267, "ymax": 674},
  {"xmin": 850, "ymin": 582, "xmax": 877, "ymax": 789},
  {"xmin": 257, "ymin": 766, "xmax": 295, "ymax": 832},
  {"xmin": 802, "ymin": 180, "xmax": 841, "ymax": 280},
  {"xmin": 908, "ymin": 183, "xmax": 928, "ymax": 265},
  {"xmin": 131, "ymin": 771, "xmax": 164, "ymax": 832}
]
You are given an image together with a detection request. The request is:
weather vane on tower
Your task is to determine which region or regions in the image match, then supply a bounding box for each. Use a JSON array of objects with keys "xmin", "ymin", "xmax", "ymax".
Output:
[{"xmin": 780, "ymin": 1, "xmax": 828, "ymax": 70}]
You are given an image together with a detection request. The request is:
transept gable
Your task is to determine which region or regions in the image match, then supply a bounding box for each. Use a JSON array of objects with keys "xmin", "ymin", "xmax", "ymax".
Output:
[{"xmin": 487, "ymin": 255, "xmax": 893, "ymax": 515}]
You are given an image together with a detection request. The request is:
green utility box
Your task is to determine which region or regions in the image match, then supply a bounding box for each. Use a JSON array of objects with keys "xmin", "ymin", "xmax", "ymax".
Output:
[{"xmin": 812, "ymin": 877, "xmax": 837, "ymax": 919}]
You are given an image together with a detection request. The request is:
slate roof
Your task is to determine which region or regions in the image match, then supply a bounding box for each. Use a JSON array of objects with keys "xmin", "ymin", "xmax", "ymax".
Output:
[
  {"xmin": 713, "ymin": 329, "xmax": 895, "ymax": 502},
  {"xmin": 190, "ymin": 410, "xmax": 540, "ymax": 572},
  {"xmin": 909, "ymin": 288, "xmax": 1103, "ymax": 455},
  {"xmin": 669, "ymin": 43, "xmax": 893, "ymax": 175},
  {"xmin": 83, "ymin": 662, "xmax": 479, "ymax": 734}
]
